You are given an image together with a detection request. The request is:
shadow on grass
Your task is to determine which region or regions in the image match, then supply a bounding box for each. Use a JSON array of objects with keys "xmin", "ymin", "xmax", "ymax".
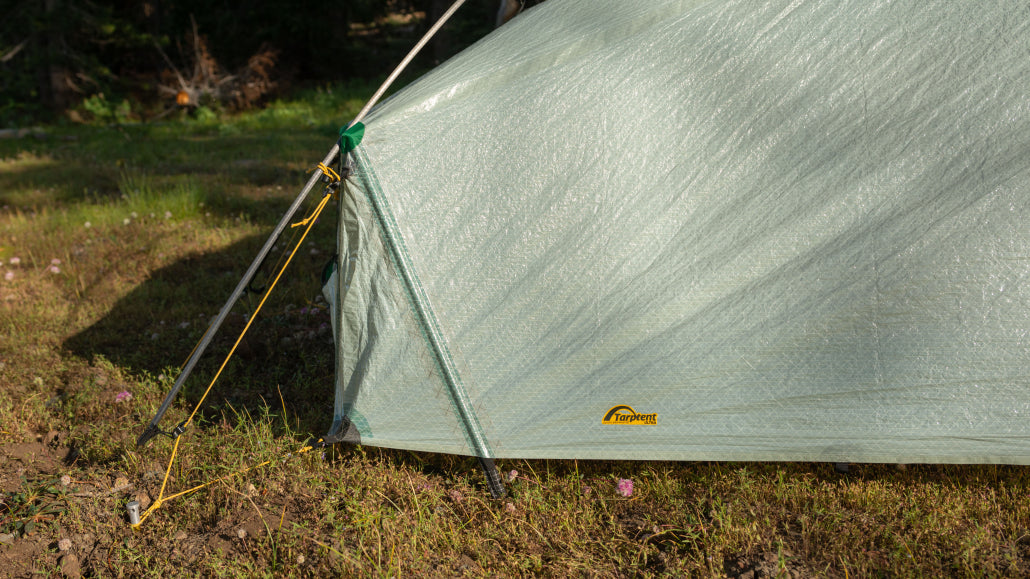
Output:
[{"xmin": 62, "ymin": 211, "xmax": 338, "ymax": 449}]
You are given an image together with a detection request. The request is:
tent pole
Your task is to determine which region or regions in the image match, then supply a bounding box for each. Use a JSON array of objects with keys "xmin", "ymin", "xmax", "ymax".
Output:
[
  {"xmin": 137, "ymin": 143, "xmax": 341, "ymax": 448},
  {"xmin": 339, "ymin": 0, "xmax": 506, "ymax": 499},
  {"xmin": 479, "ymin": 457, "xmax": 506, "ymax": 499}
]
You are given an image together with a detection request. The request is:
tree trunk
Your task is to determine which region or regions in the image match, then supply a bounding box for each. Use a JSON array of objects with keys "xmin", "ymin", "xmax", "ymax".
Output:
[{"xmin": 36, "ymin": 0, "xmax": 71, "ymax": 111}]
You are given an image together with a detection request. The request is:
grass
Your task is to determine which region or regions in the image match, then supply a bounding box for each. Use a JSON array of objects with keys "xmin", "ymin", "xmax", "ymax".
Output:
[{"xmin": 2, "ymin": 86, "xmax": 1030, "ymax": 578}]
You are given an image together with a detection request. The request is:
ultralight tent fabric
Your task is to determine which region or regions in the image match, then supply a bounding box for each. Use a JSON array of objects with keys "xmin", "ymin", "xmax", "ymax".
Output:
[{"xmin": 323, "ymin": 0, "xmax": 1030, "ymax": 463}]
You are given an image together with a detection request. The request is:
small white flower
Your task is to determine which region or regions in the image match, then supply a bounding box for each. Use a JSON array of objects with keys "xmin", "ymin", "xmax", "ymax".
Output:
[
  {"xmin": 164, "ymin": 211, "xmax": 172, "ymax": 219},
  {"xmin": 84, "ymin": 221, "xmax": 92, "ymax": 228},
  {"xmin": 123, "ymin": 218, "xmax": 130, "ymax": 225},
  {"xmin": 131, "ymin": 212, "xmax": 138, "ymax": 218}
]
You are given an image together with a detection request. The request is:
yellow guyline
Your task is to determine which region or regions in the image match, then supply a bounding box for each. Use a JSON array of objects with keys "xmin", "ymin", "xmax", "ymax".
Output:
[
  {"xmin": 176, "ymin": 163, "xmax": 341, "ymax": 371},
  {"xmin": 135, "ymin": 167, "xmax": 338, "ymax": 528}
]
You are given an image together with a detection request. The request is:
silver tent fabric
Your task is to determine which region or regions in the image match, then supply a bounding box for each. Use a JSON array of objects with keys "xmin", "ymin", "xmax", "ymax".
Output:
[{"xmin": 325, "ymin": 0, "xmax": 1030, "ymax": 462}]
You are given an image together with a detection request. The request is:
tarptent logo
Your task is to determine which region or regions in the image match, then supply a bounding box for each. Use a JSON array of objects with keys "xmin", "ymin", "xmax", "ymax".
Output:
[{"xmin": 602, "ymin": 405, "xmax": 657, "ymax": 425}]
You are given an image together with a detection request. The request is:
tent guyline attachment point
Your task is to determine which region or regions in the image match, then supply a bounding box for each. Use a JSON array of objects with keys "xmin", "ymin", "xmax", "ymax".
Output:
[
  {"xmin": 242, "ymin": 163, "xmax": 345, "ymax": 297},
  {"xmin": 316, "ymin": 162, "xmax": 342, "ymax": 185}
]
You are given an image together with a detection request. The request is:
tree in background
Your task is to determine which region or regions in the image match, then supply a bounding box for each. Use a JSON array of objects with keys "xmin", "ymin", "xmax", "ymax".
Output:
[{"xmin": 1, "ymin": 0, "xmax": 150, "ymax": 125}]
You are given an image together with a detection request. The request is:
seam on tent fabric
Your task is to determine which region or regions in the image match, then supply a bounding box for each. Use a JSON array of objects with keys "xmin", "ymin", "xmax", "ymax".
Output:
[
  {"xmin": 331, "ymin": 172, "xmax": 352, "ymax": 438},
  {"xmin": 350, "ymin": 144, "xmax": 494, "ymax": 459}
]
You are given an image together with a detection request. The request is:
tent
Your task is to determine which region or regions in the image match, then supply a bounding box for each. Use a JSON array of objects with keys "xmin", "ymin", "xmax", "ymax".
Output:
[
  {"xmin": 143, "ymin": 0, "xmax": 1030, "ymax": 501},
  {"xmin": 324, "ymin": 0, "xmax": 1030, "ymax": 465}
]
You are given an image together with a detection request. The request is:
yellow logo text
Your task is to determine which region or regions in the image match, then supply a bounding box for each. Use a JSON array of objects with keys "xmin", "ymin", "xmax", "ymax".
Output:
[{"xmin": 602, "ymin": 405, "xmax": 657, "ymax": 425}]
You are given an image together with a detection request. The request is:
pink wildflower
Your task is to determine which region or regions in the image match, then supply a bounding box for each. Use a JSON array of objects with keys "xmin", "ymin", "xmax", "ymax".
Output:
[
  {"xmin": 9, "ymin": 257, "xmax": 20, "ymax": 265},
  {"xmin": 4, "ymin": 271, "xmax": 13, "ymax": 281},
  {"xmin": 47, "ymin": 265, "xmax": 60, "ymax": 274},
  {"xmin": 448, "ymin": 489, "xmax": 464, "ymax": 503},
  {"xmin": 617, "ymin": 478, "xmax": 634, "ymax": 497},
  {"xmin": 507, "ymin": 469, "xmax": 518, "ymax": 482},
  {"xmin": 115, "ymin": 390, "xmax": 133, "ymax": 403},
  {"xmin": 50, "ymin": 258, "xmax": 61, "ymax": 265}
]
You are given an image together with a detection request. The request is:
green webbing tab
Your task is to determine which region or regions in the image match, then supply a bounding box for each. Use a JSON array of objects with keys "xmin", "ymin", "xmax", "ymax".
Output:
[{"xmin": 339, "ymin": 122, "xmax": 365, "ymax": 153}]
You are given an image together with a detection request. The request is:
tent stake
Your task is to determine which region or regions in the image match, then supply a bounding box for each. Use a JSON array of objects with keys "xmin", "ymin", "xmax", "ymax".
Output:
[{"xmin": 479, "ymin": 457, "xmax": 507, "ymax": 499}]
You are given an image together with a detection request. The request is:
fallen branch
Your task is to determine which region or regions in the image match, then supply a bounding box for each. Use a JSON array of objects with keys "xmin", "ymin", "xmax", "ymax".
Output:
[{"xmin": 1, "ymin": 38, "xmax": 28, "ymax": 63}]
